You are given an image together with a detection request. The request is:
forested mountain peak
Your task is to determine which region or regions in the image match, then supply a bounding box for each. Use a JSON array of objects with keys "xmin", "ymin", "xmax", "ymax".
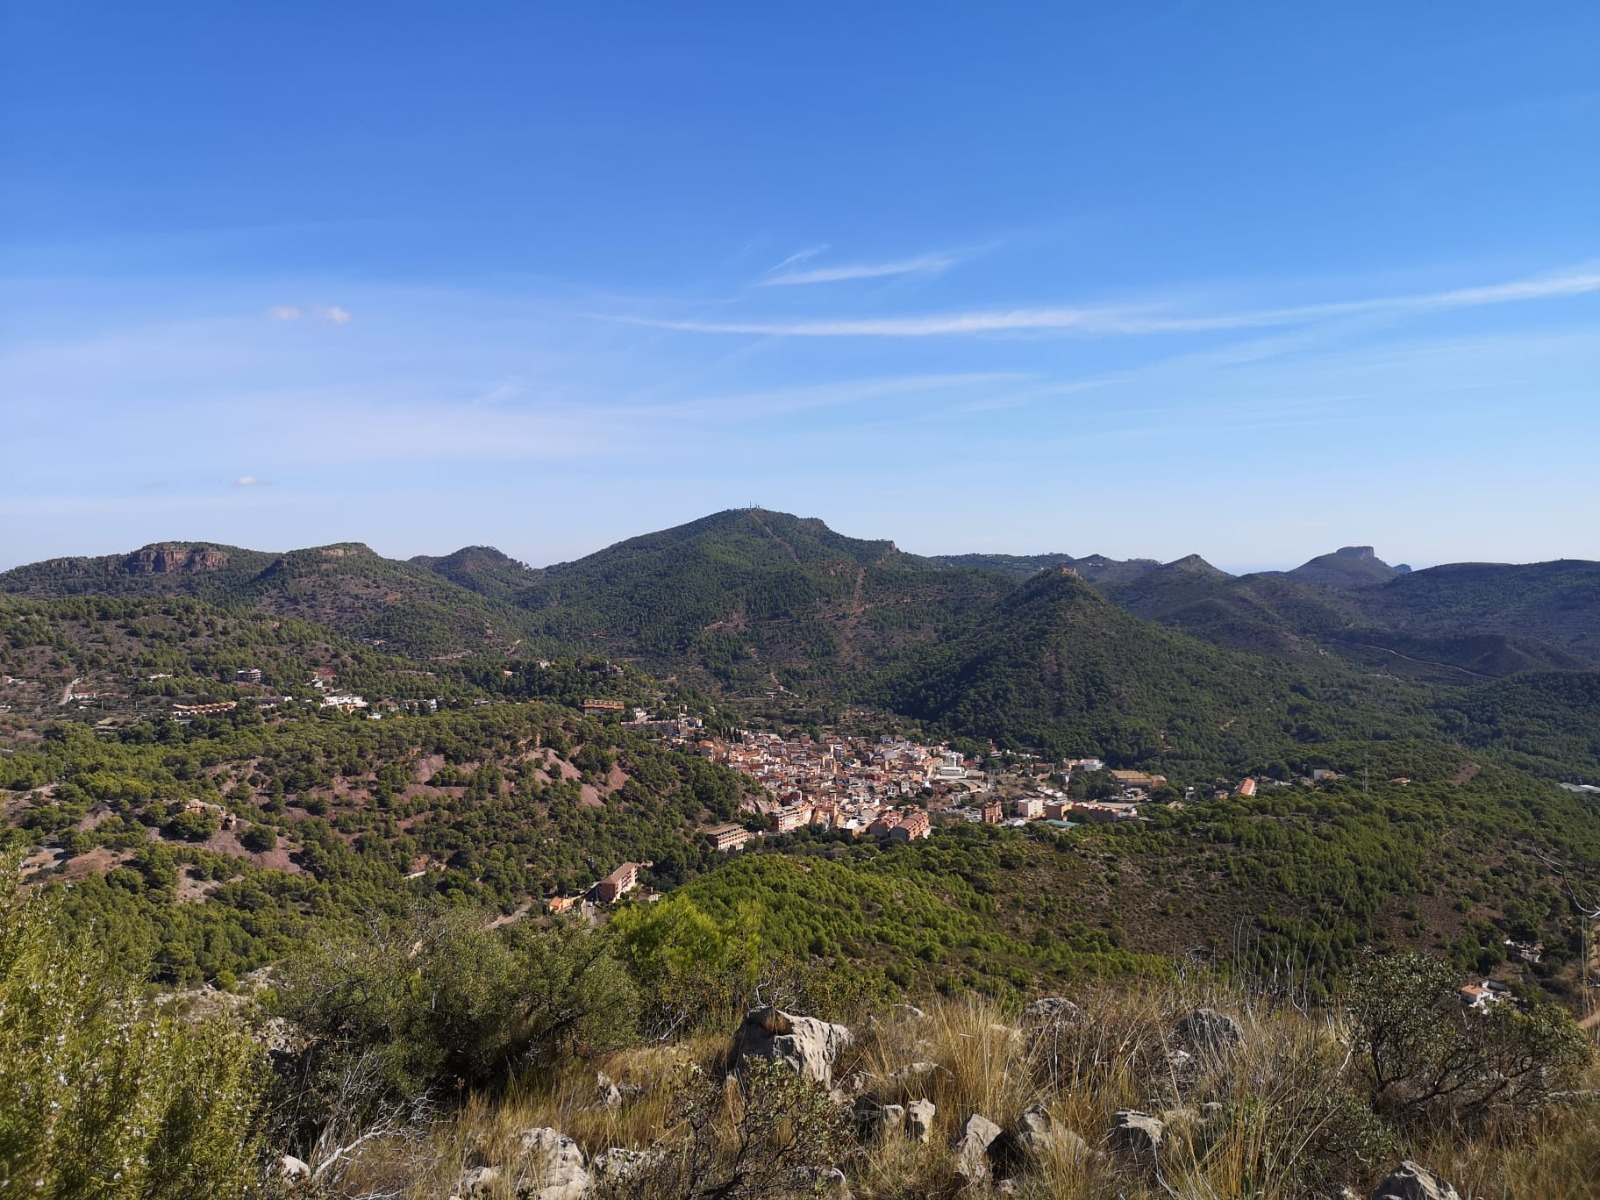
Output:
[
  {"xmin": 1157, "ymin": 553, "xmax": 1228, "ymax": 576},
  {"xmin": 410, "ymin": 544, "xmax": 536, "ymax": 597},
  {"xmin": 566, "ymin": 507, "xmax": 908, "ymax": 570}
]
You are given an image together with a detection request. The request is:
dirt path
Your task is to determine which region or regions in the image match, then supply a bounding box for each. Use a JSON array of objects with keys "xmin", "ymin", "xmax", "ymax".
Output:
[{"xmin": 57, "ymin": 677, "xmax": 80, "ymax": 706}]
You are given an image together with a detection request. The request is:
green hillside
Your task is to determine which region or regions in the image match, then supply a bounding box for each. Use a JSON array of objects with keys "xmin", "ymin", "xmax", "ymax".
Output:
[{"xmin": 1436, "ymin": 670, "xmax": 1600, "ymax": 781}]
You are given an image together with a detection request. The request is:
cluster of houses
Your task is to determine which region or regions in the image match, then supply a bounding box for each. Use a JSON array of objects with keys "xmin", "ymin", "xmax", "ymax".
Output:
[
  {"xmin": 688, "ymin": 734, "xmax": 1213, "ymax": 839},
  {"xmin": 693, "ymin": 732, "xmax": 976, "ymax": 839}
]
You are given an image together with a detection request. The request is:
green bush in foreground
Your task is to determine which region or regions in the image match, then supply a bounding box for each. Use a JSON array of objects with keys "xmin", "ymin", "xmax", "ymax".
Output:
[
  {"xmin": 0, "ymin": 859, "xmax": 265, "ymax": 1200},
  {"xmin": 272, "ymin": 907, "xmax": 638, "ymax": 1154}
]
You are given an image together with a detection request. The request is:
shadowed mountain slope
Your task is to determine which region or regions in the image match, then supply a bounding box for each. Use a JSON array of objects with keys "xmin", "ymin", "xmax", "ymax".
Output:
[{"xmin": 871, "ymin": 566, "xmax": 1416, "ymax": 771}]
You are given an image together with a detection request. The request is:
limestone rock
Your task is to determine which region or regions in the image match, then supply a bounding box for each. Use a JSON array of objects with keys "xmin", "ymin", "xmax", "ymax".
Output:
[
  {"xmin": 951, "ymin": 1113, "xmax": 1003, "ymax": 1183},
  {"xmin": 851, "ymin": 1097, "xmax": 906, "ymax": 1142},
  {"xmin": 1017, "ymin": 1104, "xmax": 1054, "ymax": 1140},
  {"xmin": 895, "ymin": 1003, "xmax": 929, "ymax": 1021},
  {"xmin": 516, "ymin": 1128, "xmax": 589, "ymax": 1200},
  {"xmin": 277, "ymin": 1154, "xmax": 311, "ymax": 1182},
  {"xmin": 733, "ymin": 1006, "xmax": 853, "ymax": 1087},
  {"xmin": 457, "ymin": 1165, "xmax": 500, "ymax": 1198},
  {"xmin": 594, "ymin": 1070, "xmax": 643, "ymax": 1110},
  {"xmin": 592, "ymin": 1148, "xmax": 660, "ymax": 1184},
  {"xmin": 841, "ymin": 1069, "xmax": 878, "ymax": 1096},
  {"xmin": 1369, "ymin": 1161, "xmax": 1461, "ymax": 1200},
  {"xmin": 906, "ymin": 1098, "xmax": 936, "ymax": 1143},
  {"xmin": 1021, "ymin": 997, "xmax": 1084, "ymax": 1026},
  {"xmin": 1110, "ymin": 1110, "xmax": 1164, "ymax": 1161},
  {"xmin": 889, "ymin": 1060, "xmax": 940, "ymax": 1083},
  {"xmin": 1175, "ymin": 1007, "xmax": 1245, "ymax": 1054}
]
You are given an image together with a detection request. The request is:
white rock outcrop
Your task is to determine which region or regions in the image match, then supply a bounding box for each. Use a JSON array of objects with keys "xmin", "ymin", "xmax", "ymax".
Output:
[
  {"xmin": 732, "ymin": 1006, "xmax": 853, "ymax": 1087},
  {"xmin": 516, "ymin": 1127, "xmax": 589, "ymax": 1200},
  {"xmin": 1369, "ymin": 1161, "xmax": 1461, "ymax": 1200}
]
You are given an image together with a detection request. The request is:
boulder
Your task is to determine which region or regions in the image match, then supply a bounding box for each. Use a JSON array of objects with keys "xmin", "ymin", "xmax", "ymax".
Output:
[
  {"xmin": 895, "ymin": 1003, "xmax": 929, "ymax": 1021},
  {"xmin": 457, "ymin": 1165, "xmax": 500, "ymax": 1198},
  {"xmin": 852, "ymin": 1097, "xmax": 906, "ymax": 1142},
  {"xmin": 889, "ymin": 1060, "xmax": 940, "ymax": 1083},
  {"xmin": 1109, "ymin": 1110, "xmax": 1164, "ymax": 1162},
  {"xmin": 841, "ymin": 1069, "xmax": 878, "ymax": 1096},
  {"xmin": 951, "ymin": 1113, "xmax": 1003, "ymax": 1183},
  {"xmin": 1370, "ymin": 1161, "xmax": 1461, "ymax": 1200},
  {"xmin": 905, "ymin": 1098, "xmax": 936, "ymax": 1144},
  {"xmin": 1017, "ymin": 1104, "xmax": 1054, "ymax": 1141},
  {"xmin": 594, "ymin": 1070, "xmax": 643, "ymax": 1110},
  {"xmin": 592, "ymin": 1148, "xmax": 660, "ymax": 1184},
  {"xmin": 1014, "ymin": 1103, "xmax": 1088, "ymax": 1165},
  {"xmin": 1175, "ymin": 1007, "xmax": 1245, "ymax": 1054},
  {"xmin": 1022, "ymin": 997, "xmax": 1084, "ymax": 1025},
  {"xmin": 733, "ymin": 1007, "xmax": 853, "ymax": 1088},
  {"xmin": 277, "ymin": 1154, "xmax": 311, "ymax": 1182},
  {"xmin": 516, "ymin": 1127, "xmax": 589, "ymax": 1200}
]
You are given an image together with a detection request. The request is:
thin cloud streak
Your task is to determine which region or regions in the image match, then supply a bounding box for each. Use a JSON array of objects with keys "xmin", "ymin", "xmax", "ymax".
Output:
[
  {"xmin": 638, "ymin": 267, "xmax": 1600, "ymax": 336},
  {"xmin": 757, "ymin": 253, "xmax": 958, "ymax": 287}
]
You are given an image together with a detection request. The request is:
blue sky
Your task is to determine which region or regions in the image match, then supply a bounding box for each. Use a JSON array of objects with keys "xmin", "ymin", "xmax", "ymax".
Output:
[{"xmin": 2, "ymin": 3, "xmax": 1597, "ymax": 573}]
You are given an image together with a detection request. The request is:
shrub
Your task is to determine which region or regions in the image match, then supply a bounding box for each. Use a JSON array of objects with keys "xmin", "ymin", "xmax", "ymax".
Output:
[
  {"xmin": 1345, "ymin": 950, "xmax": 1591, "ymax": 1127},
  {"xmin": 240, "ymin": 824, "xmax": 278, "ymax": 852},
  {"xmin": 163, "ymin": 808, "xmax": 219, "ymax": 842},
  {"xmin": 0, "ymin": 858, "xmax": 265, "ymax": 1198},
  {"xmin": 274, "ymin": 908, "xmax": 639, "ymax": 1147}
]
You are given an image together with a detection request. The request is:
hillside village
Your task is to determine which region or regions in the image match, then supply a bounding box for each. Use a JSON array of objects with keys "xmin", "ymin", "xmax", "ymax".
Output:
[{"xmin": 685, "ymin": 729, "xmax": 1201, "ymax": 840}]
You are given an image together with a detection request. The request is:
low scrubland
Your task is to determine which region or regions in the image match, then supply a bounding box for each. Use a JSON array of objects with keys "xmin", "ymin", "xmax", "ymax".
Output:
[{"xmin": 5, "ymin": 861, "xmax": 1596, "ymax": 1200}]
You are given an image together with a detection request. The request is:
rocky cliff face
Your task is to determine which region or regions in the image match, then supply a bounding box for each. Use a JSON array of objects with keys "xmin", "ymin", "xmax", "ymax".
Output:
[{"xmin": 120, "ymin": 546, "xmax": 232, "ymax": 575}]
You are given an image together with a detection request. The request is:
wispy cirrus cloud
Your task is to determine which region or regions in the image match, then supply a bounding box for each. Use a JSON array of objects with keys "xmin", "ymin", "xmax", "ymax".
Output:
[
  {"xmin": 644, "ymin": 266, "xmax": 1600, "ymax": 335},
  {"xmin": 266, "ymin": 303, "xmax": 351, "ymax": 324},
  {"xmin": 757, "ymin": 252, "xmax": 959, "ymax": 287}
]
